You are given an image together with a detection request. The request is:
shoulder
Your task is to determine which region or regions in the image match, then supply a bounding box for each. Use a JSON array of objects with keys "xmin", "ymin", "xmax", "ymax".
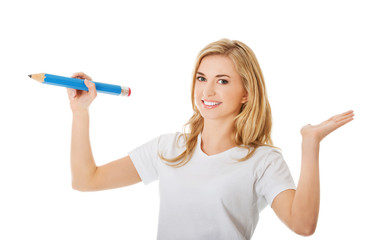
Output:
[
  {"xmin": 157, "ymin": 132, "xmax": 183, "ymax": 144},
  {"xmin": 253, "ymin": 146, "xmax": 283, "ymax": 161},
  {"xmin": 157, "ymin": 132, "xmax": 186, "ymax": 149},
  {"xmin": 252, "ymin": 146, "xmax": 285, "ymax": 171},
  {"xmin": 155, "ymin": 132, "xmax": 187, "ymax": 159}
]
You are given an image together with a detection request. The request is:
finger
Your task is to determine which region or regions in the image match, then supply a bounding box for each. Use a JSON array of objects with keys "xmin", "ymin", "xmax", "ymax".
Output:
[
  {"xmin": 339, "ymin": 112, "xmax": 354, "ymax": 121},
  {"xmin": 340, "ymin": 116, "xmax": 354, "ymax": 125},
  {"xmin": 71, "ymin": 72, "xmax": 92, "ymax": 80},
  {"xmin": 71, "ymin": 72, "xmax": 84, "ymax": 78},
  {"xmin": 66, "ymin": 88, "xmax": 77, "ymax": 99},
  {"xmin": 333, "ymin": 117, "xmax": 354, "ymax": 131},
  {"xmin": 335, "ymin": 111, "xmax": 354, "ymax": 122},
  {"xmin": 84, "ymin": 79, "xmax": 97, "ymax": 98},
  {"xmin": 343, "ymin": 110, "xmax": 354, "ymax": 114},
  {"xmin": 337, "ymin": 110, "xmax": 354, "ymax": 118},
  {"xmin": 329, "ymin": 110, "xmax": 354, "ymax": 121}
]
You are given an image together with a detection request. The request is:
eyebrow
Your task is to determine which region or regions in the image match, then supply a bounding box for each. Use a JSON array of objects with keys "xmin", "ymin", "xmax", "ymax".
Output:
[{"xmin": 196, "ymin": 71, "xmax": 231, "ymax": 78}]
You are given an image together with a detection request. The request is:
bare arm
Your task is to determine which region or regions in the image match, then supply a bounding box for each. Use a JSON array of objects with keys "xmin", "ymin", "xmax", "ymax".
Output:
[
  {"xmin": 272, "ymin": 110, "xmax": 354, "ymax": 236},
  {"xmin": 68, "ymin": 72, "xmax": 141, "ymax": 191},
  {"xmin": 70, "ymin": 109, "xmax": 97, "ymax": 190}
]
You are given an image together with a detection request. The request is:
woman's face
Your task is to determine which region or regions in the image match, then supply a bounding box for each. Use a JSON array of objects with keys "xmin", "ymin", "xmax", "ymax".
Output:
[{"xmin": 194, "ymin": 54, "xmax": 248, "ymax": 122}]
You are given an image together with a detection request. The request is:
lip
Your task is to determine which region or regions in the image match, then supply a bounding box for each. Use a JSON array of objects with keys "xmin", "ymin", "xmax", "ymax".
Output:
[
  {"xmin": 202, "ymin": 99, "xmax": 222, "ymax": 103},
  {"xmin": 201, "ymin": 99, "xmax": 222, "ymax": 109}
]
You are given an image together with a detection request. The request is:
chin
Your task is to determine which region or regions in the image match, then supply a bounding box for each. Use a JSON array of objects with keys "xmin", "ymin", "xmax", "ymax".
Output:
[{"xmin": 198, "ymin": 111, "xmax": 224, "ymax": 121}]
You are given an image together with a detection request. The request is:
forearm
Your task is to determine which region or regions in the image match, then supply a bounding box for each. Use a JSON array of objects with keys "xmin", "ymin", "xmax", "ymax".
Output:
[
  {"xmin": 70, "ymin": 110, "xmax": 97, "ymax": 190},
  {"xmin": 291, "ymin": 137, "xmax": 320, "ymax": 234}
]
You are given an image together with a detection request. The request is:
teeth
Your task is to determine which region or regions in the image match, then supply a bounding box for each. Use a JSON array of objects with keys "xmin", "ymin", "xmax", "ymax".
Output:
[{"xmin": 203, "ymin": 100, "xmax": 221, "ymax": 106}]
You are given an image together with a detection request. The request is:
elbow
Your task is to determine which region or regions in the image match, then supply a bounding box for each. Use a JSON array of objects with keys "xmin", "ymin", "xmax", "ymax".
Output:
[
  {"xmin": 71, "ymin": 172, "xmax": 97, "ymax": 192},
  {"xmin": 295, "ymin": 228, "xmax": 316, "ymax": 237},
  {"xmin": 72, "ymin": 182, "xmax": 85, "ymax": 192},
  {"xmin": 293, "ymin": 224, "xmax": 317, "ymax": 236},
  {"xmin": 72, "ymin": 180, "xmax": 93, "ymax": 192},
  {"xmin": 290, "ymin": 212, "xmax": 318, "ymax": 236}
]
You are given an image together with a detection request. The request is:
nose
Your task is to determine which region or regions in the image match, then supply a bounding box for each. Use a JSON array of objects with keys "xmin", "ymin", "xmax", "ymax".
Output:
[{"xmin": 203, "ymin": 81, "xmax": 216, "ymax": 98}]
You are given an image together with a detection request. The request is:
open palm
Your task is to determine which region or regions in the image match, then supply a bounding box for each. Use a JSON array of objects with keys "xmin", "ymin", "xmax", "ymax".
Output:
[{"xmin": 300, "ymin": 110, "xmax": 354, "ymax": 142}]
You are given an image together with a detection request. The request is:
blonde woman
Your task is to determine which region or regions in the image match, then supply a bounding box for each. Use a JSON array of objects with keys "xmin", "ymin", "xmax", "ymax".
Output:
[{"xmin": 67, "ymin": 39, "xmax": 354, "ymax": 240}]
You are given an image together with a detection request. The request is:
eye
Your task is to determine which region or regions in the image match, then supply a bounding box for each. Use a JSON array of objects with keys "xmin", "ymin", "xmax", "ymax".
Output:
[
  {"xmin": 197, "ymin": 76, "xmax": 206, "ymax": 82},
  {"xmin": 218, "ymin": 79, "xmax": 229, "ymax": 84}
]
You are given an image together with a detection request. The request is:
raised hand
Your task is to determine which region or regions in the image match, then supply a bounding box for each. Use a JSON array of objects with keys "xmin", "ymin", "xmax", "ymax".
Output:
[
  {"xmin": 300, "ymin": 110, "xmax": 354, "ymax": 142},
  {"xmin": 66, "ymin": 72, "xmax": 97, "ymax": 113}
]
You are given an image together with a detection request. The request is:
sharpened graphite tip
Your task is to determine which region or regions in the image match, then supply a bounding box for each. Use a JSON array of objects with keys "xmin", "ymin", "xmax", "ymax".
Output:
[{"xmin": 28, "ymin": 75, "xmax": 32, "ymax": 78}]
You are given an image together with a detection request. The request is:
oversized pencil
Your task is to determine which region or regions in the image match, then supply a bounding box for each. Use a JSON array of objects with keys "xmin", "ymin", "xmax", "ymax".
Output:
[{"xmin": 28, "ymin": 73, "xmax": 131, "ymax": 97}]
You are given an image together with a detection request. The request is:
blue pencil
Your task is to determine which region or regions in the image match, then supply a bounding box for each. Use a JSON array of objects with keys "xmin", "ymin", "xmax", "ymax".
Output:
[{"xmin": 28, "ymin": 73, "xmax": 131, "ymax": 97}]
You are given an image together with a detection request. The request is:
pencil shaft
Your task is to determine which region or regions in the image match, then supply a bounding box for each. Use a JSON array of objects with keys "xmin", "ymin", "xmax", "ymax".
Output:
[
  {"xmin": 29, "ymin": 73, "xmax": 130, "ymax": 96},
  {"xmin": 45, "ymin": 74, "xmax": 121, "ymax": 95}
]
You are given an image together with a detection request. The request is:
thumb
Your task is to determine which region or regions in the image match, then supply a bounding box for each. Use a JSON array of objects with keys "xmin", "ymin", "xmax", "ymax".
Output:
[
  {"xmin": 84, "ymin": 79, "xmax": 97, "ymax": 96},
  {"xmin": 67, "ymin": 88, "xmax": 77, "ymax": 98}
]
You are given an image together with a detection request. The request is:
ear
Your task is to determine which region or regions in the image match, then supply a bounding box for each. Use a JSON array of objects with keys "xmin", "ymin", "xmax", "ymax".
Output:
[{"xmin": 240, "ymin": 91, "xmax": 248, "ymax": 104}]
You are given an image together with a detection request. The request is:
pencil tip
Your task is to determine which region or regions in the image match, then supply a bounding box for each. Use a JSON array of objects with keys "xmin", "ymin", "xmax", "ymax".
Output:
[{"xmin": 28, "ymin": 75, "xmax": 32, "ymax": 78}]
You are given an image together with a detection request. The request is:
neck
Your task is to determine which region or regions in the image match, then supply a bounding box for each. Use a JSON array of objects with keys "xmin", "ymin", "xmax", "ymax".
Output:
[{"xmin": 200, "ymin": 119, "xmax": 236, "ymax": 156}]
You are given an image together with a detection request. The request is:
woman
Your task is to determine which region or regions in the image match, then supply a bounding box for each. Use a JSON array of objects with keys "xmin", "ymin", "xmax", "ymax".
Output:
[{"xmin": 67, "ymin": 39, "xmax": 354, "ymax": 240}]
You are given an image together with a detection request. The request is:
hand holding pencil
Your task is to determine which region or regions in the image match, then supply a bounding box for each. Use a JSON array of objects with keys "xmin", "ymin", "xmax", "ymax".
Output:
[
  {"xmin": 66, "ymin": 72, "xmax": 97, "ymax": 113},
  {"xmin": 29, "ymin": 72, "xmax": 131, "ymax": 97},
  {"xmin": 29, "ymin": 71, "xmax": 131, "ymax": 113}
]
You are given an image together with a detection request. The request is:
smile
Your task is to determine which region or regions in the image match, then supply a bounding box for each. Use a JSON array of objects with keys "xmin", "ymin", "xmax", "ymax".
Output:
[{"xmin": 201, "ymin": 100, "xmax": 222, "ymax": 109}]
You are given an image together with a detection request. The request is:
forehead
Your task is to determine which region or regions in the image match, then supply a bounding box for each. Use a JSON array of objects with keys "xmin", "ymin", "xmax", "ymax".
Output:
[{"xmin": 197, "ymin": 55, "xmax": 237, "ymax": 75}]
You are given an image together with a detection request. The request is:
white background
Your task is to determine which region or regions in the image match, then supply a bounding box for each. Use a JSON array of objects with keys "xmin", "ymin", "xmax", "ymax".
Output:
[{"xmin": 0, "ymin": 0, "xmax": 367, "ymax": 239}]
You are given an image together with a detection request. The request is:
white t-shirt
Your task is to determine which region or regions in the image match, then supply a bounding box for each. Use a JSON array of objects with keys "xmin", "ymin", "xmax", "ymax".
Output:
[{"xmin": 129, "ymin": 132, "xmax": 296, "ymax": 240}]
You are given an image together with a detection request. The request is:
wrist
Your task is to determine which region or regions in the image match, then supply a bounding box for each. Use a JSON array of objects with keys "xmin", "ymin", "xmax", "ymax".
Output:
[
  {"xmin": 72, "ymin": 109, "xmax": 89, "ymax": 117},
  {"xmin": 300, "ymin": 127, "xmax": 322, "ymax": 143},
  {"xmin": 302, "ymin": 136, "xmax": 321, "ymax": 149}
]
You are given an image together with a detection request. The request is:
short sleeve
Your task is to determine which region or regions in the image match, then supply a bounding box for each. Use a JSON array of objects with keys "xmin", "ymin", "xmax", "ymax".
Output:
[
  {"xmin": 255, "ymin": 149, "xmax": 296, "ymax": 206},
  {"xmin": 128, "ymin": 136, "xmax": 160, "ymax": 185}
]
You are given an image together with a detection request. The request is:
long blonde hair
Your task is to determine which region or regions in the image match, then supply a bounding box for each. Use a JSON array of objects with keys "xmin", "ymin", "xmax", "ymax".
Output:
[{"xmin": 160, "ymin": 38, "xmax": 274, "ymax": 167}]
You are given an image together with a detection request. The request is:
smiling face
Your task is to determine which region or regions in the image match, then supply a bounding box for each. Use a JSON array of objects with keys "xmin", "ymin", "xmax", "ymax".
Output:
[{"xmin": 194, "ymin": 54, "xmax": 248, "ymax": 122}]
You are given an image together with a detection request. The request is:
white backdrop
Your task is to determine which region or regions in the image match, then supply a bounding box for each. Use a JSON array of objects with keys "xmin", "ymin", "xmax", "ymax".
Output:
[{"xmin": 0, "ymin": 0, "xmax": 367, "ymax": 239}]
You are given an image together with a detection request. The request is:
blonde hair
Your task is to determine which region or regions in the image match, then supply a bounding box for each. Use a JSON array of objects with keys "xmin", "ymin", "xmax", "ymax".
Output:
[{"xmin": 160, "ymin": 38, "xmax": 274, "ymax": 167}]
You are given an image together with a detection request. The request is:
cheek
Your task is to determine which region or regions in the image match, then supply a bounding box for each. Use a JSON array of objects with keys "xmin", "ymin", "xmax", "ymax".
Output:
[
  {"xmin": 227, "ymin": 89, "xmax": 246, "ymax": 105},
  {"xmin": 194, "ymin": 94, "xmax": 202, "ymax": 107},
  {"xmin": 194, "ymin": 85, "xmax": 202, "ymax": 102}
]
